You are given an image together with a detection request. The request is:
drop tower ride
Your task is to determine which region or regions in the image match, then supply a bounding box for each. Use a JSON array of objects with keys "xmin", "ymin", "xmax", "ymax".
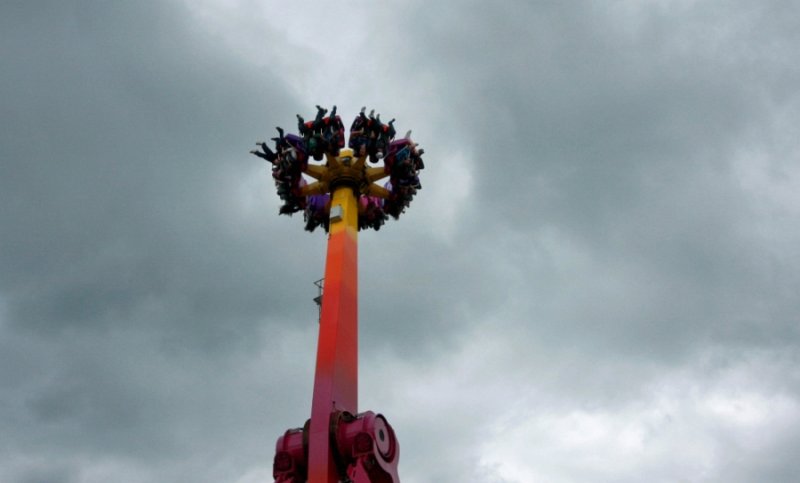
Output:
[{"xmin": 251, "ymin": 106, "xmax": 424, "ymax": 483}]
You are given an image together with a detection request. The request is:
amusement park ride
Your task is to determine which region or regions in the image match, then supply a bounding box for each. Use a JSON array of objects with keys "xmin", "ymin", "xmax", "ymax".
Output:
[{"xmin": 251, "ymin": 106, "xmax": 424, "ymax": 483}]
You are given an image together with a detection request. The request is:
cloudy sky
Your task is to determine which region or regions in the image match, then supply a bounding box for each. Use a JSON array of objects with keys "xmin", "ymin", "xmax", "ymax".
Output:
[{"xmin": 2, "ymin": 1, "xmax": 800, "ymax": 482}]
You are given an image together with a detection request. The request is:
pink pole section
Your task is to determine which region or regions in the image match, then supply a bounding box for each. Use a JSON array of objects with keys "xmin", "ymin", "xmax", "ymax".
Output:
[{"xmin": 306, "ymin": 186, "xmax": 359, "ymax": 483}]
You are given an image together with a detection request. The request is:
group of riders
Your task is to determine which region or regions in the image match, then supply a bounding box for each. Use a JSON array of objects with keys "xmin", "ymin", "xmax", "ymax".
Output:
[{"xmin": 250, "ymin": 106, "xmax": 424, "ymax": 232}]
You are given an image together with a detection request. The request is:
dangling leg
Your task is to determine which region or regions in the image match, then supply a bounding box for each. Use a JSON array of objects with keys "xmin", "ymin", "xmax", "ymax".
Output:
[
  {"xmin": 314, "ymin": 105, "xmax": 327, "ymax": 125},
  {"xmin": 250, "ymin": 149, "xmax": 271, "ymax": 161},
  {"xmin": 251, "ymin": 142, "xmax": 276, "ymax": 163}
]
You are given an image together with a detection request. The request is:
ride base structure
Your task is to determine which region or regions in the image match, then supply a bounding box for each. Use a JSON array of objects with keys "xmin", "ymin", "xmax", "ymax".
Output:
[{"xmin": 255, "ymin": 106, "xmax": 424, "ymax": 483}]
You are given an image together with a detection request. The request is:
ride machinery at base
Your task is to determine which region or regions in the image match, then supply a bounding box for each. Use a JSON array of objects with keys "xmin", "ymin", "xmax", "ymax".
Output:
[{"xmin": 251, "ymin": 106, "xmax": 424, "ymax": 483}]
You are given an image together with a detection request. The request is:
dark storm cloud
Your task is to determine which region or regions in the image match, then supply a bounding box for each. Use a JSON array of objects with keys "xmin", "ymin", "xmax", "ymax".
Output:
[
  {"xmin": 372, "ymin": 0, "xmax": 800, "ymax": 360},
  {"xmin": 0, "ymin": 0, "xmax": 317, "ymax": 339},
  {"xmin": 0, "ymin": 1, "xmax": 323, "ymax": 481},
  {"xmin": 351, "ymin": 2, "xmax": 800, "ymax": 480}
]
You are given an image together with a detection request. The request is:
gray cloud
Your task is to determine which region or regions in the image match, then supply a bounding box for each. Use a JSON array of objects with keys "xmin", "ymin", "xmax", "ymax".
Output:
[{"xmin": 2, "ymin": 1, "xmax": 799, "ymax": 482}]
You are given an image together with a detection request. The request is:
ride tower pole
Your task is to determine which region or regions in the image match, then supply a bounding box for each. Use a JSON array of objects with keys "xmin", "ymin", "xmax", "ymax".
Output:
[
  {"xmin": 264, "ymin": 107, "xmax": 418, "ymax": 483},
  {"xmin": 307, "ymin": 183, "xmax": 359, "ymax": 482}
]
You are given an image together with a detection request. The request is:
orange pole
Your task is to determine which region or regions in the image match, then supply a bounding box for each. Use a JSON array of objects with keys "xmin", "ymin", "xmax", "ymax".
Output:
[{"xmin": 307, "ymin": 184, "xmax": 360, "ymax": 483}]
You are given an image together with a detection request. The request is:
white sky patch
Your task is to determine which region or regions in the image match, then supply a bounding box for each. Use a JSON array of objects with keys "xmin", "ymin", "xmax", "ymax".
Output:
[
  {"xmin": 180, "ymin": 0, "xmax": 436, "ymax": 123},
  {"xmin": 244, "ymin": 2, "xmax": 372, "ymax": 104},
  {"xmin": 411, "ymin": 148, "xmax": 474, "ymax": 244},
  {"xmin": 234, "ymin": 467, "xmax": 274, "ymax": 483},
  {"xmin": 0, "ymin": 455, "xmax": 155, "ymax": 483},
  {"xmin": 733, "ymin": 143, "xmax": 800, "ymax": 224},
  {"xmin": 179, "ymin": 0, "xmax": 330, "ymax": 101},
  {"xmin": 358, "ymin": 321, "xmax": 534, "ymax": 482},
  {"xmin": 731, "ymin": 102, "xmax": 800, "ymax": 273},
  {"xmin": 78, "ymin": 458, "xmax": 160, "ymax": 483},
  {"xmin": 233, "ymin": 163, "xmax": 276, "ymax": 219},
  {"xmin": 0, "ymin": 295, "xmax": 7, "ymax": 329},
  {"xmin": 475, "ymin": 348, "xmax": 800, "ymax": 483}
]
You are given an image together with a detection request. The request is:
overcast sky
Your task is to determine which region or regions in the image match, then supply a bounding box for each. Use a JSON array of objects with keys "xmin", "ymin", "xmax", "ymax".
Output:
[{"xmin": 2, "ymin": 1, "xmax": 800, "ymax": 482}]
